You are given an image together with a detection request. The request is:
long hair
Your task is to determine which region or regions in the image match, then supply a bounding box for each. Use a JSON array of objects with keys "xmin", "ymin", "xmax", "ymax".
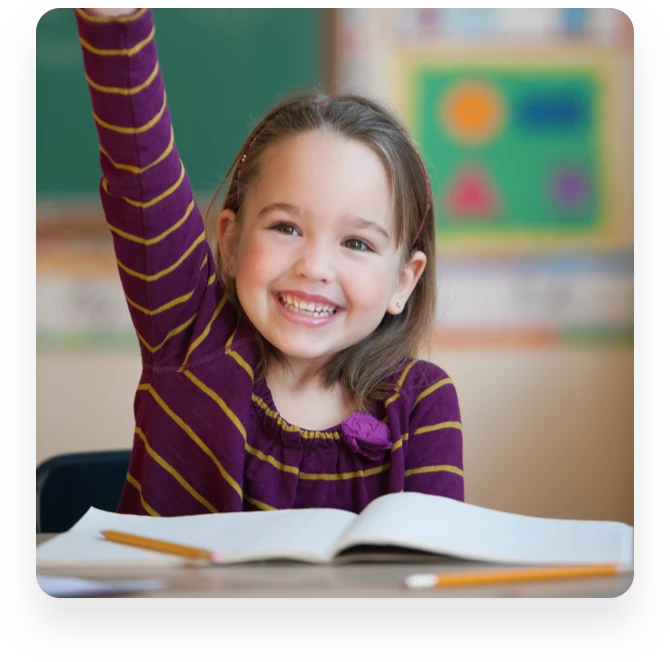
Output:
[{"xmin": 205, "ymin": 93, "xmax": 436, "ymax": 410}]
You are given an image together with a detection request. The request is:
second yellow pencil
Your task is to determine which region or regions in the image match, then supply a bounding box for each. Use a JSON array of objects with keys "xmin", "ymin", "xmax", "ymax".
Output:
[{"xmin": 405, "ymin": 564, "xmax": 620, "ymax": 589}]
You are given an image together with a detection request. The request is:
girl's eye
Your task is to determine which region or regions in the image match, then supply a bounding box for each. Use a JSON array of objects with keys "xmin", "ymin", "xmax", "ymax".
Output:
[
  {"xmin": 343, "ymin": 237, "xmax": 373, "ymax": 252},
  {"xmin": 272, "ymin": 222, "xmax": 299, "ymax": 236}
]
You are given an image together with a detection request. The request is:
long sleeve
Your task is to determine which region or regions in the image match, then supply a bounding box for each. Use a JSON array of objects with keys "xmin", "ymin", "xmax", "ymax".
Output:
[
  {"xmin": 403, "ymin": 364, "xmax": 465, "ymax": 501},
  {"xmin": 75, "ymin": 9, "xmax": 231, "ymax": 368}
]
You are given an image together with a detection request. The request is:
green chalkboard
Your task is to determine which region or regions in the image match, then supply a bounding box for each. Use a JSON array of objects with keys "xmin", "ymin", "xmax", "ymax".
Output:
[{"xmin": 37, "ymin": 8, "xmax": 323, "ymax": 198}]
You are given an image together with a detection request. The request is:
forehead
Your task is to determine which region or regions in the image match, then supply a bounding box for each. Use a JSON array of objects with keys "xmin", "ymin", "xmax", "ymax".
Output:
[{"xmin": 250, "ymin": 131, "xmax": 394, "ymax": 229}]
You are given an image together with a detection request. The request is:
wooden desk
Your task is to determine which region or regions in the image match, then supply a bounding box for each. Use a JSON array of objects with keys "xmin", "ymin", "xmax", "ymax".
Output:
[{"xmin": 36, "ymin": 534, "xmax": 633, "ymax": 598}]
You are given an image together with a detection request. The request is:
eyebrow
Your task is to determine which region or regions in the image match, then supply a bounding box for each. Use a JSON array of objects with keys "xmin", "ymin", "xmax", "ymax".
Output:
[
  {"xmin": 258, "ymin": 203, "xmax": 391, "ymax": 241},
  {"xmin": 258, "ymin": 202, "xmax": 301, "ymax": 218},
  {"xmin": 349, "ymin": 217, "xmax": 391, "ymax": 241}
]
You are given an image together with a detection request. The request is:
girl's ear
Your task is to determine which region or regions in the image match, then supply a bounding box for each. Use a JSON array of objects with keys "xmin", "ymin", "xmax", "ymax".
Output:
[
  {"xmin": 217, "ymin": 209, "xmax": 238, "ymax": 274},
  {"xmin": 387, "ymin": 250, "xmax": 427, "ymax": 315}
]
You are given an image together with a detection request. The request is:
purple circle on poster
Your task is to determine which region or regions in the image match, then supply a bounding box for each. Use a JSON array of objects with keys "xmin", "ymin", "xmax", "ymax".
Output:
[{"xmin": 551, "ymin": 167, "xmax": 589, "ymax": 209}]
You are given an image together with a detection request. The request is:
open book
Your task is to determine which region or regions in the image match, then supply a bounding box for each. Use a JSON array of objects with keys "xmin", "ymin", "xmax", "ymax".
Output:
[{"xmin": 36, "ymin": 492, "xmax": 633, "ymax": 569}]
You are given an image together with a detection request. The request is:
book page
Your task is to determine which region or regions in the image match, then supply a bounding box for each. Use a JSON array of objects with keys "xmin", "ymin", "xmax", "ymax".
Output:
[
  {"xmin": 332, "ymin": 492, "xmax": 633, "ymax": 566},
  {"xmin": 37, "ymin": 506, "xmax": 358, "ymax": 568}
]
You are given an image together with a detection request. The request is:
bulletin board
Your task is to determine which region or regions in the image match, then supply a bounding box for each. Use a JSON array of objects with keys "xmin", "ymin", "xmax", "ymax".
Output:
[{"xmin": 394, "ymin": 53, "xmax": 629, "ymax": 257}]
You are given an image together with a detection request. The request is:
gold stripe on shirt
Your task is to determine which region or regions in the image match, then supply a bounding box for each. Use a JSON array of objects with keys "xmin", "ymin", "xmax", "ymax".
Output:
[
  {"xmin": 94, "ymin": 90, "xmax": 166, "ymax": 134},
  {"xmin": 125, "ymin": 273, "xmax": 216, "ymax": 316},
  {"xmin": 225, "ymin": 327, "xmax": 254, "ymax": 380},
  {"xmin": 415, "ymin": 421, "xmax": 462, "ymax": 435},
  {"xmin": 107, "ymin": 198, "xmax": 194, "ymax": 245},
  {"xmin": 179, "ymin": 296, "xmax": 228, "ymax": 369},
  {"xmin": 136, "ymin": 314, "xmax": 197, "ymax": 354},
  {"xmin": 86, "ymin": 61, "xmax": 159, "ymax": 95},
  {"xmin": 298, "ymin": 463, "xmax": 391, "ymax": 481},
  {"xmin": 100, "ymin": 125, "xmax": 174, "ymax": 174},
  {"xmin": 404, "ymin": 464, "xmax": 464, "ymax": 478},
  {"xmin": 385, "ymin": 359, "xmax": 418, "ymax": 407},
  {"xmin": 244, "ymin": 443, "xmax": 300, "ymax": 476},
  {"xmin": 75, "ymin": 8, "xmax": 148, "ymax": 23},
  {"xmin": 102, "ymin": 160, "xmax": 185, "ymax": 208},
  {"xmin": 125, "ymin": 472, "xmax": 160, "ymax": 516},
  {"xmin": 413, "ymin": 378, "xmax": 453, "ymax": 408}
]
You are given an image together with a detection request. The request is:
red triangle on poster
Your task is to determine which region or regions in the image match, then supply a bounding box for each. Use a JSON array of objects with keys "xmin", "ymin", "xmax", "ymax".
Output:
[{"xmin": 445, "ymin": 167, "xmax": 499, "ymax": 219}]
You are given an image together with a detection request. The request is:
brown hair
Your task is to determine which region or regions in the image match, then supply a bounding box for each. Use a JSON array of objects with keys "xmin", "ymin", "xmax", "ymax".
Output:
[{"xmin": 205, "ymin": 93, "xmax": 436, "ymax": 411}]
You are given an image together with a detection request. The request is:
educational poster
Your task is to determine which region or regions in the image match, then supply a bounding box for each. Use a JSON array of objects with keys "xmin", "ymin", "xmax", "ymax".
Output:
[{"xmin": 398, "ymin": 57, "xmax": 629, "ymax": 256}]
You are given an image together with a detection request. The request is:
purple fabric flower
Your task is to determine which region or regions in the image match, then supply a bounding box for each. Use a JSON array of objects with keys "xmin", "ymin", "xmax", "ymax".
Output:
[{"xmin": 341, "ymin": 413, "xmax": 392, "ymax": 461}]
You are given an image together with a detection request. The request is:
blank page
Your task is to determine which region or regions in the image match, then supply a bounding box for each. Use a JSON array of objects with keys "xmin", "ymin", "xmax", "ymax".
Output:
[
  {"xmin": 333, "ymin": 492, "xmax": 633, "ymax": 566},
  {"xmin": 37, "ymin": 506, "xmax": 357, "ymax": 568}
]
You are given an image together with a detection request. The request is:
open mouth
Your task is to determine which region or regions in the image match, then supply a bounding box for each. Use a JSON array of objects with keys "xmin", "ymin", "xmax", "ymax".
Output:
[{"xmin": 277, "ymin": 293, "xmax": 340, "ymax": 318}]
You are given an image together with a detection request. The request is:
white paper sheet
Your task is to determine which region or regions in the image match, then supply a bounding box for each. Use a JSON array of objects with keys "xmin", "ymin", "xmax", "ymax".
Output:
[
  {"xmin": 37, "ymin": 506, "xmax": 358, "ymax": 567},
  {"xmin": 335, "ymin": 492, "xmax": 634, "ymax": 566}
]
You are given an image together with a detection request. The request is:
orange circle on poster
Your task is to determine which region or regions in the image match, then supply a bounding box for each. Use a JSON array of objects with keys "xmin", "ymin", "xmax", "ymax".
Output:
[{"xmin": 441, "ymin": 81, "xmax": 505, "ymax": 144}]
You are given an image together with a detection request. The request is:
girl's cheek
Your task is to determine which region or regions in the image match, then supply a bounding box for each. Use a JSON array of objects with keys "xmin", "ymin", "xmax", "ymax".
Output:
[{"xmin": 345, "ymin": 267, "xmax": 391, "ymax": 304}]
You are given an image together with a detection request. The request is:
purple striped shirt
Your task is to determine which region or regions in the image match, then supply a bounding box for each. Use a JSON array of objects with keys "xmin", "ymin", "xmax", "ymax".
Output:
[{"xmin": 75, "ymin": 8, "xmax": 464, "ymax": 516}]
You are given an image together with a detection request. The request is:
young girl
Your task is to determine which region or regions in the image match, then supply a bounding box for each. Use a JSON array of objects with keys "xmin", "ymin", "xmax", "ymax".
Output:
[{"xmin": 75, "ymin": 8, "xmax": 464, "ymax": 516}]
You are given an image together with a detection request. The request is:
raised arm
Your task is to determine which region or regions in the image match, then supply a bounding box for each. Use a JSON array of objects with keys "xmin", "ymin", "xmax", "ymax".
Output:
[{"xmin": 75, "ymin": 8, "xmax": 223, "ymax": 367}]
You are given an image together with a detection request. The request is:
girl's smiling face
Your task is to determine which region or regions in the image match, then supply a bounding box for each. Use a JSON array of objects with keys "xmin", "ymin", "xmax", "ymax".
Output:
[{"xmin": 218, "ymin": 130, "xmax": 426, "ymax": 368}]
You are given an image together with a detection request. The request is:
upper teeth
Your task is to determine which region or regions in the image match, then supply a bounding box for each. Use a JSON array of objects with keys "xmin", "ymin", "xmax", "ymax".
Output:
[{"xmin": 280, "ymin": 294, "xmax": 337, "ymax": 314}]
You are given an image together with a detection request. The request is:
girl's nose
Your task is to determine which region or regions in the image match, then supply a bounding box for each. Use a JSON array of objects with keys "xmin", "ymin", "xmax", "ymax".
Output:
[{"xmin": 294, "ymin": 242, "xmax": 336, "ymax": 283}]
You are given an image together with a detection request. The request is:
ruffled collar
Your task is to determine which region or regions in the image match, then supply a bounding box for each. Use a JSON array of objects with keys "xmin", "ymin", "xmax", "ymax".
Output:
[{"xmin": 252, "ymin": 378, "xmax": 392, "ymax": 460}]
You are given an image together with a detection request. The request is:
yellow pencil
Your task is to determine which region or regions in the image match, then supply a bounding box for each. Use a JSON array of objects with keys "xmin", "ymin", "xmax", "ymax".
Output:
[
  {"xmin": 405, "ymin": 564, "xmax": 620, "ymax": 589},
  {"xmin": 101, "ymin": 530, "xmax": 223, "ymax": 563}
]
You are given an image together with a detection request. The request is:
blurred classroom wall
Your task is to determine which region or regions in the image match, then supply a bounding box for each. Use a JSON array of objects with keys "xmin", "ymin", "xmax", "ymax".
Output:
[{"xmin": 37, "ymin": 9, "xmax": 633, "ymax": 524}]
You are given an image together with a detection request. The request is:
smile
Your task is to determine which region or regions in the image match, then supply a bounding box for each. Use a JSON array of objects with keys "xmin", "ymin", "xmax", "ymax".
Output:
[
  {"xmin": 274, "ymin": 292, "xmax": 344, "ymax": 328},
  {"xmin": 277, "ymin": 293, "xmax": 338, "ymax": 317}
]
